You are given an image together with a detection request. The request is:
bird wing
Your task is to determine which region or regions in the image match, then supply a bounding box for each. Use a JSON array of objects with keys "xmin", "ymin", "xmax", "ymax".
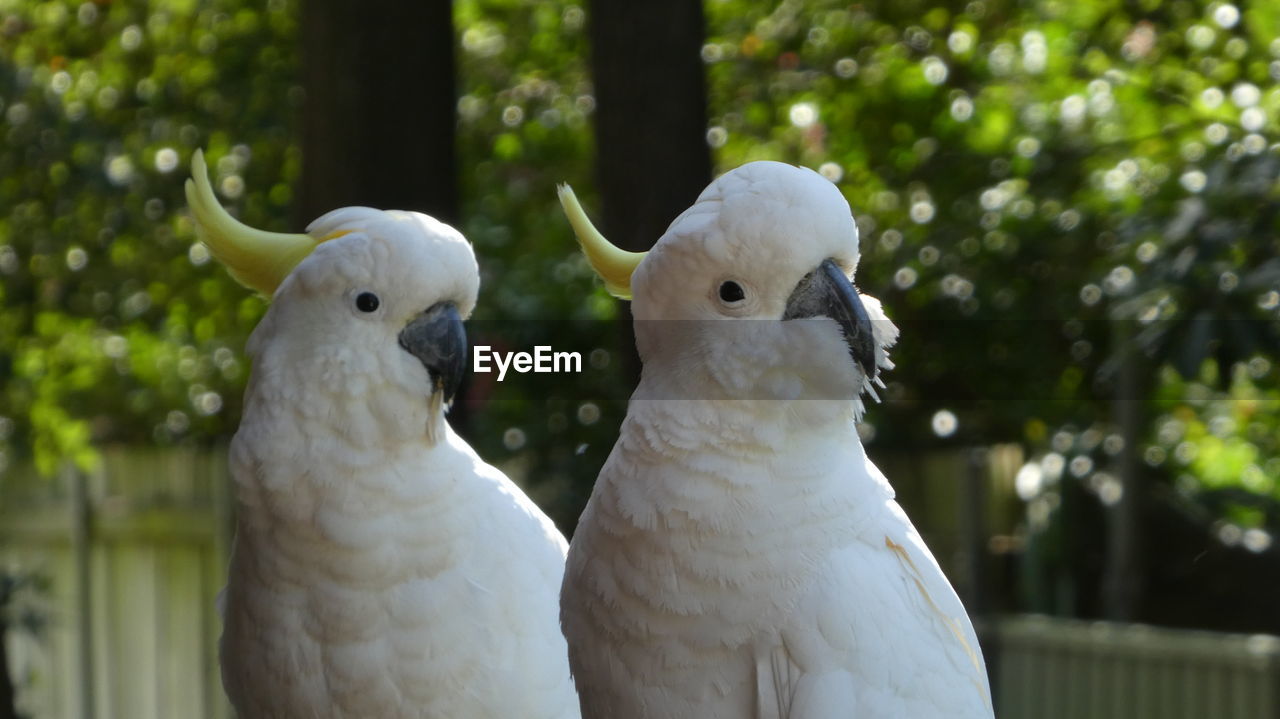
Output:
[
  {"xmin": 756, "ymin": 478, "xmax": 992, "ymax": 717},
  {"xmin": 865, "ymin": 457, "xmax": 990, "ymax": 704},
  {"xmin": 756, "ymin": 643, "xmax": 857, "ymax": 719}
]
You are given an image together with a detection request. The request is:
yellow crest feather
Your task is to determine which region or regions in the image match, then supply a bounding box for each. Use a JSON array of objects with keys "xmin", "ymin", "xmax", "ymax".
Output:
[
  {"xmin": 184, "ymin": 148, "xmax": 320, "ymax": 296},
  {"xmin": 557, "ymin": 184, "xmax": 646, "ymax": 300}
]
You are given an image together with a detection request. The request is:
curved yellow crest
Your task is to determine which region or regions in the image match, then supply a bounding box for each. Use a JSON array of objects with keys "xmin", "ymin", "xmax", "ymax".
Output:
[
  {"xmin": 184, "ymin": 149, "xmax": 320, "ymax": 296},
  {"xmin": 557, "ymin": 184, "xmax": 646, "ymax": 300}
]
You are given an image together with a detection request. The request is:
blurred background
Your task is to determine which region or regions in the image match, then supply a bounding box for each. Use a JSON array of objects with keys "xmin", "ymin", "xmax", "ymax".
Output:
[{"xmin": 2, "ymin": 0, "xmax": 1280, "ymax": 717}]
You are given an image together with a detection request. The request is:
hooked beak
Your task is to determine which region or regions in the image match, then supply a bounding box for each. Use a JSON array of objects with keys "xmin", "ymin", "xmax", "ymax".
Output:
[
  {"xmin": 783, "ymin": 258, "xmax": 878, "ymax": 379},
  {"xmin": 398, "ymin": 302, "xmax": 467, "ymax": 403}
]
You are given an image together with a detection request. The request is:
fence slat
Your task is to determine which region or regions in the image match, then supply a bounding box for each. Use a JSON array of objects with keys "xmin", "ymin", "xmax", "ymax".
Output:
[
  {"xmin": 994, "ymin": 615, "xmax": 1280, "ymax": 719},
  {"xmin": 3, "ymin": 448, "xmax": 234, "ymax": 719},
  {"xmin": 68, "ymin": 466, "xmax": 94, "ymax": 719}
]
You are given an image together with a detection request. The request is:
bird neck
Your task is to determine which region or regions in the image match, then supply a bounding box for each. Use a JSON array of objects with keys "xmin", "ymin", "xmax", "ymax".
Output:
[
  {"xmin": 621, "ymin": 395, "xmax": 884, "ymax": 495},
  {"xmin": 227, "ymin": 341, "xmax": 457, "ymax": 526},
  {"xmin": 227, "ymin": 411, "xmax": 465, "ymax": 529},
  {"xmin": 242, "ymin": 335, "xmax": 450, "ymax": 452},
  {"xmin": 632, "ymin": 362, "xmax": 867, "ymax": 428},
  {"xmin": 603, "ymin": 398, "xmax": 893, "ymax": 571}
]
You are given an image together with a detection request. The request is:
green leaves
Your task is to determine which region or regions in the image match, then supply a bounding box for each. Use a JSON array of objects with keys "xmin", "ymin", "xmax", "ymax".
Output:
[
  {"xmin": 0, "ymin": 0, "xmax": 298, "ymax": 472},
  {"xmin": 698, "ymin": 0, "xmax": 1279, "ymax": 535},
  {"xmin": 2, "ymin": 0, "xmax": 1276, "ymax": 541}
]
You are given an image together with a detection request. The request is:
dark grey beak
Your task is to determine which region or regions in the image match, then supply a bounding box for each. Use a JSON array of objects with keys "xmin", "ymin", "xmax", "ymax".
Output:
[
  {"xmin": 783, "ymin": 258, "xmax": 878, "ymax": 379},
  {"xmin": 398, "ymin": 302, "xmax": 467, "ymax": 402}
]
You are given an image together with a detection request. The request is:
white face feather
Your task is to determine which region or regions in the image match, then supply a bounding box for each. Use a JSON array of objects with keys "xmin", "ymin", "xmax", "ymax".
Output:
[
  {"xmin": 633, "ymin": 162, "xmax": 859, "ymax": 322},
  {"xmin": 244, "ymin": 207, "xmax": 479, "ymax": 446},
  {"xmin": 628, "ymin": 161, "xmax": 898, "ymax": 406},
  {"xmin": 284, "ymin": 207, "xmax": 478, "ymax": 324}
]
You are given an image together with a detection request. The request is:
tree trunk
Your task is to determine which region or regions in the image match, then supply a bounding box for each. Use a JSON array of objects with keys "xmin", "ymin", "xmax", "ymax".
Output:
[
  {"xmin": 300, "ymin": 0, "xmax": 458, "ymax": 226},
  {"xmin": 586, "ymin": 0, "xmax": 712, "ymax": 384},
  {"xmin": 586, "ymin": 1, "xmax": 712, "ymax": 253},
  {"xmin": 1103, "ymin": 319, "xmax": 1145, "ymax": 620},
  {"xmin": 0, "ymin": 618, "xmax": 16, "ymax": 719},
  {"xmin": 300, "ymin": 0, "xmax": 466, "ymax": 428}
]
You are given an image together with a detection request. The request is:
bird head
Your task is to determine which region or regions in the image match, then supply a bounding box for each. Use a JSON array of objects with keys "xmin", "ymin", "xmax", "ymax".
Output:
[
  {"xmin": 186, "ymin": 150, "xmax": 476, "ymax": 444},
  {"xmin": 560, "ymin": 161, "xmax": 897, "ymax": 410}
]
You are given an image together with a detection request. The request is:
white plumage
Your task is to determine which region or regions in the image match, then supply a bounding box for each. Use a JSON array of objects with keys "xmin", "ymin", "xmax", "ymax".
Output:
[
  {"xmin": 560, "ymin": 162, "xmax": 993, "ymax": 718},
  {"xmin": 202, "ymin": 202, "xmax": 579, "ymax": 718}
]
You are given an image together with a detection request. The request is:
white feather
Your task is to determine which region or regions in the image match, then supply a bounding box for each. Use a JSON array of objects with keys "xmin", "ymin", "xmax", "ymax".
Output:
[
  {"xmin": 562, "ymin": 162, "xmax": 991, "ymax": 719},
  {"xmin": 218, "ymin": 209, "xmax": 579, "ymax": 718}
]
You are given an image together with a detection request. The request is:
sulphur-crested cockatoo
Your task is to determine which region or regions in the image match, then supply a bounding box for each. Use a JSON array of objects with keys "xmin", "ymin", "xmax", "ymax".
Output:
[
  {"xmin": 556, "ymin": 162, "xmax": 992, "ymax": 718},
  {"xmin": 185, "ymin": 150, "xmax": 579, "ymax": 719}
]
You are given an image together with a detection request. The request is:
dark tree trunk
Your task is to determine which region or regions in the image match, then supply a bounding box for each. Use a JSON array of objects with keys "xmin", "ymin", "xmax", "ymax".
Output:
[
  {"xmin": 300, "ymin": 0, "xmax": 458, "ymax": 226},
  {"xmin": 300, "ymin": 0, "xmax": 468, "ymax": 428},
  {"xmin": 0, "ymin": 619, "xmax": 16, "ymax": 719},
  {"xmin": 586, "ymin": 0, "xmax": 712, "ymax": 384},
  {"xmin": 1103, "ymin": 320, "xmax": 1145, "ymax": 620},
  {"xmin": 586, "ymin": 1, "xmax": 712, "ymax": 253}
]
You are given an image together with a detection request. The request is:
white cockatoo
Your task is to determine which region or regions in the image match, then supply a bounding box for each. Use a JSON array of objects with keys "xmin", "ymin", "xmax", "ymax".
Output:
[
  {"xmin": 185, "ymin": 150, "xmax": 580, "ymax": 719},
  {"xmin": 557, "ymin": 162, "xmax": 993, "ymax": 718}
]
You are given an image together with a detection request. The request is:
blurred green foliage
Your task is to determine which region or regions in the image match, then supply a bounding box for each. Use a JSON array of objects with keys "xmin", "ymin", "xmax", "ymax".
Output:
[
  {"xmin": 1, "ymin": 0, "xmax": 1278, "ymax": 541},
  {"xmin": 699, "ymin": 0, "xmax": 1280, "ymax": 538},
  {"xmin": 0, "ymin": 0, "xmax": 298, "ymax": 476},
  {"xmin": 452, "ymin": 0, "xmax": 622, "ymax": 525}
]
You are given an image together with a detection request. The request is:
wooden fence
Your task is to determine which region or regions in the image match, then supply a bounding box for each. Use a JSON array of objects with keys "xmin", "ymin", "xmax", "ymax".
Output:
[
  {"xmin": 0, "ymin": 448, "xmax": 232, "ymax": 719},
  {"xmin": 3, "ymin": 445, "xmax": 1278, "ymax": 718},
  {"xmin": 1, "ymin": 444, "xmax": 1021, "ymax": 718},
  {"xmin": 995, "ymin": 615, "xmax": 1280, "ymax": 718}
]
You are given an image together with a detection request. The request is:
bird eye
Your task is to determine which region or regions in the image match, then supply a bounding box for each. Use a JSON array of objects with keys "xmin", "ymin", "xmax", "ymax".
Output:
[
  {"xmin": 718, "ymin": 281, "xmax": 746, "ymax": 304},
  {"xmin": 355, "ymin": 292, "xmax": 380, "ymax": 313}
]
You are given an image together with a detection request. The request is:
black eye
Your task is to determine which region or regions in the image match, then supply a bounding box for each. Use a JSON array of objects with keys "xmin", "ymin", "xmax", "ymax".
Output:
[
  {"xmin": 355, "ymin": 292, "xmax": 380, "ymax": 313},
  {"xmin": 718, "ymin": 281, "xmax": 745, "ymax": 303}
]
